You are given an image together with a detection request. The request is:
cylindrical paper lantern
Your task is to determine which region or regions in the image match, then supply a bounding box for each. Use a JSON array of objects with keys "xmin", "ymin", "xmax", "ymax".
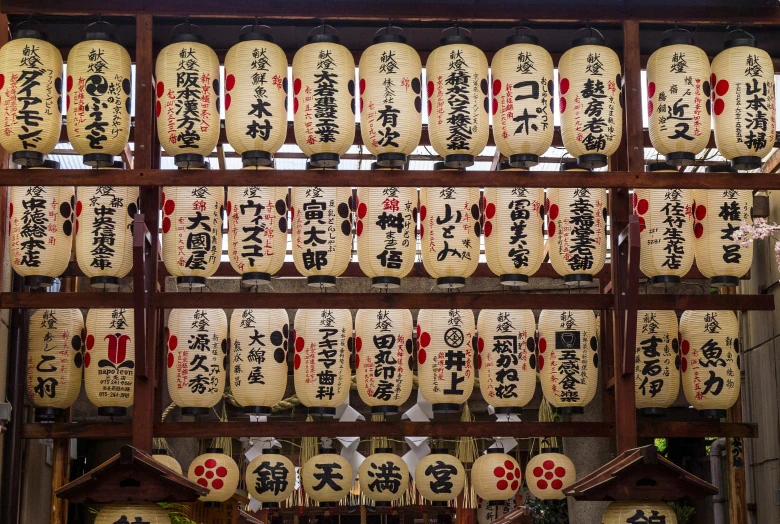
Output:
[
  {"xmin": 152, "ymin": 449, "xmax": 183, "ymax": 475},
  {"xmin": 680, "ymin": 309, "xmax": 740, "ymax": 419},
  {"xmin": 301, "ymin": 447, "xmax": 353, "ymax": 505},
  {"xmin": 538, "ymin": 309, "xmax": 599, "ymax": 413},
  {"xmin": 416, "ymin": 309, "xmax": 475, "ymax": 413},
  {"xmin": 292, "ymin": 29, "xmax": 355, "ymax": 168},
  {"xmin": 491, "ymin": 33, "xmax": 555, "ymax": 168},
  {"xmin": 711, "ymin": 32, "xmax": 775, "ymax": 170},
  {"xmin": 188, "ymin": 448, "xmax": 240, "ymax": 505},
  {"xmin": 359, "ymin": 30, "xmax": 422, "ymax": 167},
  {"xmin": 246, "ymin": 451, "xmax": 296, "ymax": 506},
  {"xmin": 95, "ymin": 503, "xmax": 172, "ymax": 524},
  {"xmin": 558, "ymin": 31, "xmax": 623, "ymax": 169},
  {"xmin": 291, "ymin": 186, "xmax": 353, "ymax": 287},
  {"xmin": 155, "ymin": 25, "xmax": 220, "ymax": 168},
  {"xmin": 66, "ymin": 23, "xmax": 132, "ymax": 167},
  {"xmin": 415, "ymin": 449, "xmax": 465, "ymax": 505},
  {"xmin": 293, "ymin": 309, "xmax": 352, "ymax": 417},
  {"xmin": 27, "ymin": 309, "xmax": 84, "ymax": 422},
  {"xmin": 477, "ymin": 497, "xmax": 516, "ymax": 524},
  {"xmin": 84, "ymin": 308, "xmax": 135, "ymax": 416},
  {"xmin": 230, "ymin": 308, "xmax": 289, "ymax": 414},
  {"xmin": 525, "ymin": 450, "xmax": 576, "ymax": 500},
  {"xmin": 635, "ymin": 310, "xmax": 680, "ymax": 416},
  {"xmin": 0, "ymin": 27, "xmax": 62, "ymax": 166},
  {"xmin": 477, "ymin": 309, "xmax": 537, "ymax": 414},
  {"xmin": 359, "ymin": 448, "xmax": 410, "ymax": 506},
  {"xmin": 419, "ymin": 186, "xmax": 480, "ymax": 288},
  {"xmin": 426, "ymin": 30, "xmax": 489, "ymax": 168},
  {"xmin": 471, "ymin": 449, "xmax": 521, "ymax": 504},
  {"xmin": 601, "ymin": 502, "xmax": 678, "ymax": 524}
]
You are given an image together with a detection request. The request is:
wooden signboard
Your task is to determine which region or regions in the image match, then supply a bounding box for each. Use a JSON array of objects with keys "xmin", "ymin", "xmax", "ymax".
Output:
[{"xmin": 189, "ymin": 500, "xmax": 240, "ymax": 524}]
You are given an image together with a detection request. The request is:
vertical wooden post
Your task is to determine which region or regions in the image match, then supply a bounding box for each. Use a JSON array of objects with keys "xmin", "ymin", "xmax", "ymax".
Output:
[{"xmin": 49, "ymin": 436, "xmax": 70, "ymax": 524}]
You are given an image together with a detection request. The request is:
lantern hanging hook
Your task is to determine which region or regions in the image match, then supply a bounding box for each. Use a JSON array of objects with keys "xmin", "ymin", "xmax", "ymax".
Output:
[
  {"xmin": 573, "ymin": 25, "xmax": 605, "ymax": 42},
  {"xmin": 372, "ymin": 25, "xmax": 405, "ymax": 39},
  {"xmin": 307, "ymin": 23, "xmax": 338, "ymax": 39},
  {"xmin": 509, "ymin": 24, "xmax": 537, "ymax": 39}
]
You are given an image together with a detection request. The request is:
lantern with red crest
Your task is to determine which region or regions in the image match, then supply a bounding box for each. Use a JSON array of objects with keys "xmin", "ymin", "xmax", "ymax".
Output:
[{"xmin": 84, "ymin": 308, "xmax": 135, "ymax": 416}]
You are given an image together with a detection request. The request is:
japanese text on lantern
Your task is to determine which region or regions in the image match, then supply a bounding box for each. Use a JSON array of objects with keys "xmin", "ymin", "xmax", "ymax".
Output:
[
  {"xmin": 29, "ymin": 310, "xmax": 64, "ymax": 400},
  {"xmin": 372, "ymin": 50, "xmax": 401, "ymax": 149},
  {"xmin": 98, "ymin": 308, "xmax": 133, "ymax": 399},
  {"xmin": 660, "ymin": 189, "xmax": 688, "ymax": 270},
  {"xmin": 15, "ymin": 186, "xmax": 51, "ymax": 268},
  {"xmin": 299, "ymin": 187, "xmax": 335, "ymax": 271},
  {"xmin": 313, "ymin": 49, "xmax": 339, "ymax": 145},
  {"xmin": 554, "ymin": 311, "xmax": 583, "ymax": 404},
  {"xmin": 432, "ymin": 309, "xmax": 472, "ymax": 395},
  {"xmin": 739, "ymin": 54, "xmax": 773, "ymax": 152},
  {"xmin": 253, "ymin": 460, "xmax": 290, "ymax": 496},
  {"xmin": 309, "ymin": 309, "xmax": 345, "ymax": 401},
  {"xmin": 445, "ymin": 50, "xmax": 473, "ymax": 151},
  {"xmin": 182, "ymin": 309, "xmax": 220, "ymax": 395},
  {"xmin": 173, "ymin": 47, "xmax": 203, "ymax": 148},
  {"xmin": 89, "ymin": 186, "xmax": 123, "ymax": 271},
  {"xmin": 636, "ymin": 312, "xmax": 671, "ymax": 399},
  {"xmin": 507, "ymin": 188, "xmax": 536, "ymax": 268},
  {"xmin": 246, "ymin": 47, "xmax": 274, "ymax": 141},
  {"xmin": 718, "ymin": 190, "xmax": 746, "ymax": 265},
  {"xmin": 576, "ymin": 53, "xmax": 616, "ymax": 152},
  {"xmin": 232, "ymin": 187, "xmax": 275, "ymax": 270},
  {"xmin": 488, "ymin": 311, "xmax": 526, "ymax": 399},
  {"xmin": 366, "ymin": 310, "xmax": 404, "ymax": 401},
  {"xmin": 376, "ymin": 187, "xmax": 411, "ymax": 269},
  {"xmin": 433, "ymin": 187, "xmax": 473, "ymax": 262},
  {"xmin": 12, "ymin": 43, "xmax": 51, "ymax": 149},
  {"xmin": 691, "ymin": 312, "xmax": 736, "ymax": 401}
]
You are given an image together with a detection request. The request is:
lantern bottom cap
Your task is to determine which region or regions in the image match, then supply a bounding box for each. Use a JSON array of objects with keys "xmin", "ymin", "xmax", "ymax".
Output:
[
  {"xmin": 98, "ymin": 406, "xmax": 127, "ymax": 417},
  {"xmin": 665, "ymin": 152, "xmax": 695, "ymax": 167},
  {"xmin": 731, "ymin": 156, "xmax": 761, "ymax": 171},
  {"xmin": 263, "ymin": 502, "xmax": 280, "ymax": 508},
  {"xmin": 487, "ymin": 499, "xmax": 511, "ymax": 507},
  {"xmin": 174, "ymin": 153, "xmax": 207, "ymax": 169},
  {"xmin": 431, "ymin": 501, "xmax": 449, "ymax": 507},
  {"xmin": 577, "ymin": 154, "xmax": 607, "ymax": 170},
  {"xmin": 176, "ymin": 276, "xmax": 207, "ymax": 288},
  {"xmin": 374, "ymin": 502, "xmax": 392, "ymax": 507},
  {"xmin": 308, "ymin": 406, "xmax": 337, "ymax": 417},
  {"xmin": 500, "ymin": 274, "xmax": 529, "ymax": 286},
  {"xmin": 494, "ymin": 406, "xmax": 523, "ymax": 415},
  {"xmin": 436, "ymin": 277, "xmax": 466, "ymax": 289},
  {"xmin": 371, "ymin": 405, "xmax": 399, "ymax": 415},
  {"xmin": 204, "ymin": 502, "xmax": 222, "ymax": 508},
  {"xmin": 307, "ymin": 275, "xmax": 337, "ymax": 287},
  {"xmin": 23, "ymin": 275, "xmax": 55, "ymax": 288},
  {"xmin": 540, "ymin": 446, "xmax": 560, "ymax": 453},
  {"xmin": 241, "ymin": 150, "xmax": 274, "ymax": 167},
  {"xmin": 648, "ymin": 275, "xmax": 681, "ymax": 286},
  {"xmin": 181, "ymin": 407, "xmax": 209, "ymax": 416},
  {"xmin": 444, "ymin": 154, "xmax": 475, "ymax": 169},
  {"xmin": 563, "ymin": 274, "xmax": 593, "ymax": 285},
  {"xmin": 34, "ymin": 407, "xmax": 62, "ymax": 423},
  {"xmin": 372, "ymin": 276, "xmax": 401, "ymax": 289},
  {"xmin": 242, "ymin": 272, "xmax": 272, "ymax": 286},
  {"xmin": 709, "ymin": 276, "xmax": 739, "ymax": 288},
  {"xmin": 318, "ymin": 502, "xmax": 339, "ymax": 507},
  {"xmin": 90, "ymin": 276, "xmax": 121, "ymax": 289},
  {"xmin": 309, "ymin": 153, "xmax": 341, "ymax": 168},
  {"xmin": 700, "ymin": 409, "xmax": 727, "ymax": 420},
  {"xmin": 83, "ymin": 153, "xmax": 117, "ymax": 167},
  {"xmin": 244, "ymin": 406, "xmax": 274, "ymax": 415},
  {"xmin": 556, "ymin": 406, "xmax": 585, "ymax": 415},
  {"xmin": 638, "ymin": 407, "xmax": 667, "ymax": 417},
  {"xmin": 432, "ymin": 403, "xmax": 461, "ymax": 414},
  {"xmin": 376, "ymin": 153, "xmax": 408, "ymax": 168},
  {"xmin": 509, "ymin": 154, "xmax": 539, "ymax": 169},
  {"xmin": 753, "ymin": 194, "xmax": 770, "ymax": 218},
  {"xmin": 12, "ymin": 151, "xmax": 44, "ymax": 167}
]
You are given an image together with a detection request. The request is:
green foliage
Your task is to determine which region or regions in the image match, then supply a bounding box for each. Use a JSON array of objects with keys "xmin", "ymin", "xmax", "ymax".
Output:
[
  {"xmin": 654, "ymin": 438, "xmax": 668, "ymax": 457},
  {"xmin": 88, "ymin": 503, "xmax": 196, "ymax": 524},
  {"xmin": 527, "ymin": 498, "xmax": 569, "ymax": 524},
  {"xmin": 669, "ymin": 502, "xmax": 696, "ymax": 524}
]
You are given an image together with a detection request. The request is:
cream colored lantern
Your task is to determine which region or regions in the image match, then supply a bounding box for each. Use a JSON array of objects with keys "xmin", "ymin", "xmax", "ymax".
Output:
[
  {"xmin": 526, "ymin": 450, "xmax": 576, "ymax": 500},
  {"xmin": 680, "ymin": 310, "xmax": 740, "ymax": 419},
  {"xmin": 95, "ymin": 503, "xmax": 172, "ymax": 524},
  {"xmin": 301, "ymin": 447, "xmax": 353, "ymax": 505},
  {"xmin": 189, "ymin": 448, "xmax": 240, "ymax": 505},
  {"xmin": 166, "ymin": 308, "xmax": 227, "ymax": 416},
  {"xmin": 152, "ymin": 449, "xmax": 183, "ymax": 475},
  {"xmin": 471, "ymin": 449, "xmax": 521, "ymax": 504},
  {"xmin": 84, "ymin": 308, "xmax": 135, "ymax": 416},
  {"xmin": 27, "ymin": 309, "xmax": 84, "ymax": 422},
  {"xmin": 415, "ymin": 449, "xmax": 465, "ymax": 505},
  {"xmin": 246, "ymin": 451, "xmax": 296, "ymax": 506},
  {"xmin": 477, "ymin": 497, "xmax": 516, "ymax": 524},
  {"xmin": 601, "ymin": 502, "xmax": 678, "ymax": 524},
  {"xmin": 359, "ymin": 448, "xmax": 410, "ymax": 506},
  {"xmin": 635, "ymin": 310, "xmax": 680, "ymax": 416}
]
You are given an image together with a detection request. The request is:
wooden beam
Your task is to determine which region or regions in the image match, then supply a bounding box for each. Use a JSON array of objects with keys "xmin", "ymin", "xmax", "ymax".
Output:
[{"xmin": 0, "ymin": 293, "xmax": 133, "ymax": 309}]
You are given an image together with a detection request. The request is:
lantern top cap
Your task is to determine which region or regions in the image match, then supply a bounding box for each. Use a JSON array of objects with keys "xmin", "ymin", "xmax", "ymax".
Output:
[
  {"xmin": 24, "ymin": 160, "xmax": 59, "ymax": 170},
  {"xmin": 307, "ymin": 25, "xmax": 340, "ymax": 44},
  {"xmin": 440, "ymin": 26, "xmax": 473, "ymax": 46},
  {"xmin": 318, "ymin": 445, "xmax": 336, "ymax": 453},
  {"xmin": 572, "ymin": 26, "xmax": 605, "ymax": 47},
  {"xmin": 84, "ymin": 20, "xmax": 118, "ymax": 42},
  {"xmin": 560, "ymin": 161, "xmax": 591, "ymax": 172},
  {"xmin": 205, "ymin": 447, "xmax": 224, "ymax": 454},
  {"xmin": 647, "ymin": 162, "xmax": 676, "ymax": 172},
  {"xmin": 724, "ymin": 29, "xmax": 756, "ymax": 49},
  {"xmin": 373, "ymin": 25, "xmax": 407, "ymax": 44},
  {"xmin": 239, "ymin": 24, "xmax": 274, "ymax": 43},
  {"xmin": 505, "ymin": 29, "xmax": 539, "ymax": 46},
  {"xmin": 430, "ymin": 447, "xmax": 451, "ymax": 454},
  {"xmin": 706, "ymin": 164, "xmax": 737, "ymax": 173},
  {"xmin": 540, "ymin": 447, "xmax": 560, "ymax": 454},
  {"xmin": 486, "ymin": 447, "xmax": 507, "ymax": 455},
  {"xmin": 373, "ymin": 447, "xmax": 394, "ymax": 454},
  {"xmin": 151, "ymin": 448, "xmax": 169, "ymax": 456},
  {"xmin": 659, "ymin": 27, "xmax": 694, "ymax": 48},
  {"xmin": 14, "ymin": 29, "xmax": 48, "ymax": 41},
  {"xmin": 171, "ymin": 22, "xmax": 205, "ymax": 44}
]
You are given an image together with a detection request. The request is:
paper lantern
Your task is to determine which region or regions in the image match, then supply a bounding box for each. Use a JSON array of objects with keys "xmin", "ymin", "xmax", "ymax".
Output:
[
  {"xmin": 471, "ymin": 449, "xmax": 521, "ymax": 504},
  {"xmin": 477, "ymin": 497, "xmax": 516, "ymax": 524},
  {"xmin": 680, "ymin": 310, "xmax": 740, "ymax": 419},
  {"xmin": 635, "ymin": 310, "xmax": 680, "ymax": 416},
  {"xmin": 415, "ymin": 449, "xmax": 465, "ymax": 505},
  {"xmin": 359, "ymin": 448, "xmax": 410, "ymax": 505},
  {"xmin": 301, "ymin": 448, "xmax": 353, "ymax": 505},
  {"xmin": 84, "ymin": 308, "xmax": 135, "ymax": 416},
  {"xmin": 426, "ymin": 30, "xmax": 489, "ymax": 168},
  {"xmin": 152, "ymin": 449, "xmax": 183, "ymax": 475},
  {"xmin": 230, "ymin": 308, "xmax": 289, "ymax": 414},
  {"xmin": 477, "ymin": 309, "xmax": 537, "ymax": 414},
  {"xmin": 293, "ymin": 309, "xmax": 352, "ymax": 417},
  {"xmin": 246, "ymin": 451, "xmax": 296, "ymax": 505},
  {"xmin": 419, "ymin": 186, "xmax": 481, "ymax": 288},
  {"xmin": 161, "ymin": 185, "xmax": 224, "ymax": 288},
  {"xmin": 95, "ymin": 503, "xmax": 172, "ymax": 524},
  {"xmin": 711, "ymin": 32, "xmax": 775, "ymax": 170},
  {"xmin": 27, "ymin": 309, "xmax": 84, "ymax": 422},
  {"xmin": 646, "ymin": 33, "xmax": 711, "ymax": 166},
  {"xmin": 66, "ymin": 23, "xmax": 132, "ymax": 167},
  {"xmin": 291, "ymin": 186, "xmax": 353, "ymax": 287},
  {"xmin": 356, "ymin": 185, "xmax": 417, "ymax": 288},
  {"xmin": 155, "ymin": 25, "xmax": 220, "ymax": 168},
  {"xmin": 189, "ymin": 448, "xmax": 240, "ymax": 505},
  {"xmin": 538, "ymin": 309, "xmax": 599, "ymax": 413},
  {"xmin": 601, "ymin": 501, "xmax": 678, "ymax": 524},
  {"xmin": 0, "ymin": 27, "xmax": 62, "ymax": 166},
  {"xmin": 292, "ymin": 29, "xmax": 355, "ymax": 168},
  {"xmin": 491, "ymin": 33, "xmax": 555, "ymax": 168},
  {"xmin": 558, "ymin": 31, "xmax": 623, "ymax": 169},
  {"xmin": 525, "ymin": 450, "xmax": 576, "ymax": 500},
  {"xmin": 416, "ymin": 309, "xmax": 475, "ymax": 413}
]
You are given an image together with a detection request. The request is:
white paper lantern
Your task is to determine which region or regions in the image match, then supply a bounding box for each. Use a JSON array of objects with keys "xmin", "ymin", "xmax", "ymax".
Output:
[
  {"xmin": 84, "ymin": 308, "xmax": 135, "ymax": 416},
  {"xmin": 525, "ymin": 450, "xmax": 576, "ymax": 500},
  {"xmin": 415, "ymin": 449, "xmax": 465, "ymax": 505},
  {"xmin": 635, "ymin": 310, "xmax": 680, "ymax": 416},
  {"xmin": 301, "ymin": 448, "xmax": 353, "ymax": 505},
  {"xmin": 358, "ymin": 449, "xmax": 410, "ymax": 505},
  {"xmin": 471, "ymin": 449, "xmax": 521, "ymax": 504},
  {"xmin": 246, "ymin": 451, "xmax": 296, "ymax": 506}
]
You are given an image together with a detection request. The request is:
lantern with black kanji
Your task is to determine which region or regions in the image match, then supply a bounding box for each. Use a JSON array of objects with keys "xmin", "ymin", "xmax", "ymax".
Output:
[
  {"xmin": 426, "ymin": 28, "xmax": 489, "ymax": 168},
  {"xmin": 188, "ymin": 448, "xmax": 240, "ymax": 505},
  {"xmin": 525, "ymin": 450, "xmax": 576, "ymax": 500},
  {"xmin": 166, "ymin": 308, "xmax": 227, "ymax": 415},
  {"xmin": 416, "ymin": 309, "xmax": 475, "ymax": 413},
  {"xmin": 152, "ymin": 449, "xmax": 183, "ymax": 475},
  {"xmin": 84, "ymin": 308, "xmax": 135, "ymax": 416},
  {"xmin": 711, "ymin": 30, "xmax": 775, "ymax": 170},
  {"xmin": 635, "ymin": 310, "xmax": 680, "ymax": 416},
  {"xmin": 66, "ymin": 22, "xmax": 132, "ymax": 167},
  {"xmin": 477, "ymin": 309, "xmax": 537, "ymax": 415},
  {"xmin": 359, "ymin": 448, "xmax": 409, "ymax": 506},
  {"xmin": 292, "ymin": 26, "xmax": 355, "ymax": 168},
  {"xmin": 415, "ymin": 449, "xmax": 465, "ymax": 505},
  {"xmin": 94, "ymin": 503, "xmax": 172, "ymax": 524},
  {"xmin": 601, "ymin": 502, "xmax": 678, "ymax": 524},
  {"xmin": 471, "ymin": 449, "xmax": 521, "ymax": 504},
  {"xmin": 491, "ymin": 31, "xmax": 554, "ymax": 168},
  {"xmin": 155, "ymin": 24, "xmax": 220, "ymax": 168},
  {"xmin": 301, "ymin": 446, "xmax": 353, "ymax": 505},
  {"xmin": 538, "ymin": 309, "xmax": 599, "ymax": 413},
  {"xmin": 27, "ymin": 309, "xmax": 84, "ymax": 422},
  {"xmin": 224, "ymin": 26, "xmax": 287, "ymax": 167},
  {"xmin": 558, "ymin": 29, "xmax": 623, "ymax": 169},
  {"xmin": 246, "ymin": 450, "xmax": 296, "ymax": 506},
  {"xmin": 293, "ymin": 309, "xmax": 352, "ymax": 417},
  {"xmin": 230, "ymin": 308, "xmax": 289, "ymax": 415},
  {"xmin": 477, "ymin": 497, "xmax": 516, "ymax": 524},
  {"xmin": 680, "ymin": 310, "xmax": 740, "ymax": 419}
]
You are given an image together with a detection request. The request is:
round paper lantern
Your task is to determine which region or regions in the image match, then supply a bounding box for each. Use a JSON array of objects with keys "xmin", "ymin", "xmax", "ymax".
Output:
[
  {"xmin": 290, "ymin": 186, "xmax": 353, "ymax": 287},
  {"xmin": 189, "ymin": 448, "xmax": 240, "ymax": 505},
  {"xmin": 293, "ymin": 309, "xmax": 352, "ymax": 417},
  {"xmin": 635, "ymin": 310, "xmax": 680, "ymax": 416},
  {"xmin": 66, "ymin": 23, "xmax": 132, "ymax": 167},
  {"xmin": 246, "ymin": 451, "xmax": 296, "ymax": 505},
  {"xmin": 356, "ymin": 184, "xmax": 417, "ymax": 288},
  {"xmin": 525, "ymin": 450, "xmax": 576, "ymax": 500},
  {"xmin": 491, "ymin": 33, "xmax": 555, "ymax": 168},
  {"xmin": 355, "ymin": 309, "xmax": 414, "ymax": 415},
  {"xmin": 95, "ymin": 503, "xmax": 172, "ymax": 524},
  {"xmin": 477, "ymin": 309, "xmax": 537, "ymax": 414},
  {"xmin": 680, "ymin": 309, "xmax": 740, "ymax": 419},
  {"xmin": 558, "ymin": 31, "xmax": 623, "ymax": 169},
  {"xmin": 152, "ymin": 449, "xmax": 183, "ymax": 475},
  {"xmin": 477, "ymin": 497, "xmax": 516, "ymax": 524},
  {"xmin": 292, "ymin": 29, "xmax": 355, "ymax": 168},
  {"xmin": 27, "ymin": 309, "xmax": 84, "ymax": 422},
  {"xmin": 161, "ymin": 185, "xmax": 225, "ymax": 288},
  {"xmin": 711, "ymin": 32, "xmax": 775, "ymax": 170},
  {"xmin": 230, "ymin": 308, "xmax": 289, "ymax": 414},
  {"xmin": 166, "ymin": 308, "xmax": 227, "ymax": 415},
  {"xmin": 155, "ymin": 25, "xmax": 220, "ymax": 168},
  {"xmin": 224, "ymin": 27, "xmax": 287, "ymax": 167},
  {"xmin": 0, "ymin": 26, "xmax": 62, "ymax": 166},
  {"xmin": 419, "ymin": 186, "xmax": 481, "ymax": 288},
  {"xmin": 415, "ymin": 449, "xmax": 465, "ymax": 505},
  {"xmin": 84, "ymin": 308, "xmax": 135, "ymax": 416},
  {"xmin": 602, "ymin": 502, "xmax": 678, "ymax": 524},
  {"xmin": 416, "ymin": 309, "xmax": 475, "ymax": 413},
  {"xmin": 426, "ymin": 30, "xmax": 489, "ymax": 168},
  {"xmin": 538, "ymin": 309, "xmax": 599, "ymax": 413},
  {"xmin": 301, "ymin": 447, "xmax": 353, "ymax": 505},
  {"xmin": 359, "ymin": 448, "xmax": 410, "ymax": 505},
  {"xmin": 471, "ymin": 449, "xmax": 521, "ymax": 504}
]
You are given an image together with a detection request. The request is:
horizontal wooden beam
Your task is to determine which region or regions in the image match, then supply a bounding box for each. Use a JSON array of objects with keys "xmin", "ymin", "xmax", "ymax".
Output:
[
  {"xmin": 637, "ymin": 421, "xmax": 758, "ymax": 439},
  {"xmin": 637, "ymin": 294, "xmax": 774, "ymax": 311},
  {"xmin": 0, "ymin": 292, "xmax": 133, "ymax": 309},
  {"xmin": 22, "ymin": 422, "xmax": 132, "ymax": 439}
]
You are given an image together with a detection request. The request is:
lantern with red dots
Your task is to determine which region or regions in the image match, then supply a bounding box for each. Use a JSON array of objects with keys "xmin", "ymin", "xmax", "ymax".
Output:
[
  {"xmin": 166, "ymin": 308, "xmax": 227, "ymax": 416},
  {"xmin": 471, "ymin": 449, "xmax": 521, "ymax": 504},
  {"xmin": 302, "ymin": 446, "xmax": 354, "ymax": 505},
  {"xmin": 84, "ymin": 308, "xmax": 135, "ymax": 417},
  {"xmin": 680, "ymin": 309, "xmax": 740, "ymax": 419},
  {"xmin": 601, "ymin": 502, "xmax": 678, "ymax": 524},
  {"xmin": 477, "ymin": 497, "xmax": 516, "ymax": 524},
  {"xmin": 355, "ymin": 309, "xmax": 414, "ymax": 415},
  {"xmin": 152, "ymin": 448, "xmax": 183, "ymax": 475},
  {"xmin": 525, "ymin": 450, "xmax": 576, "ymax": 500},
  {"xmin": 426, "ymin": 28, "xmax": 489, "ymax": 168},
  {"xmin": 94, "ymin": 503, "xmax": 172, "ymax": 524},
  {"xmin": 188, "ymin": 448, "xmax": 240, "ymax": 505},
  {"xmin": 246, "ymin": 450, "xmax": 296, "ymax": 506},
  {"xmin": 359, "ymin": 448, "xmax": 410, "ymax": 506},
  {"xmin": 27, "ymin": 309, "xmax": 84, "ymax": 422},
  {"xmin": 558, "ymin": 29, "xmax": 623, "ymax": 169},
  {"xmin": 711, "ymin": 31, "xmax": 775, "ymax": 170},
  {"xmin": 415, "ymin": 449, "xmax": 465, "ymax": 505},
  {"xmin": 635, "ymin": 310, "xmax": 680, "ymax": 416}
]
